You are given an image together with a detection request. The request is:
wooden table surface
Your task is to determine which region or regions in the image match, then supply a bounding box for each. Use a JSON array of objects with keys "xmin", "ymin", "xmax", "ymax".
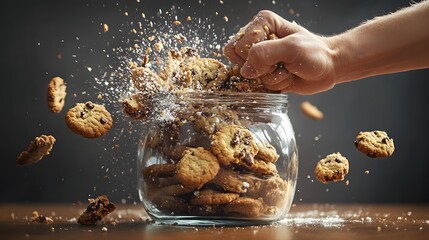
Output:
[{"xmin": 1, "ymin": 203, "xmax": 429, "ymax": 240}]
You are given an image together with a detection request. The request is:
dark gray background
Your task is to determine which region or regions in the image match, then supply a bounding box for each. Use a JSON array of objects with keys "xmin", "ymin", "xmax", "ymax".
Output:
[{"xmin": 1, "ymin": 0, "xmax": 428, "ymax": 204}]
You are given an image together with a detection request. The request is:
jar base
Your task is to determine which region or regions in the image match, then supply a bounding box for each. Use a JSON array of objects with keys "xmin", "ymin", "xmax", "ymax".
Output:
[{"xmin": 149, "ymin": 215, "xmax": 278, "ymax": 226}]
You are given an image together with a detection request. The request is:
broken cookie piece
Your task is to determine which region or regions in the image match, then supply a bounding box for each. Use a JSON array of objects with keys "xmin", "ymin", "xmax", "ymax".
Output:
[
  {"xmin": 17, "ymin": 135, "xmax": 56, "ymax": 166},
  {"xmin": 77, "ymin": 195, "xmax": 116, "ymax": 226}
]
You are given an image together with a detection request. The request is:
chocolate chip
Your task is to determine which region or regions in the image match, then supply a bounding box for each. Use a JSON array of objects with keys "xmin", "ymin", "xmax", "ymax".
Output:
[
  {"xmin": 381, "ymin": 137, "xmax": 389, "ymax": 144},
  {"xmin": 354, "ymin": 140, "xmax": 359, "ymax": 147},
  {"xmin": 38, "ymin": 215, "xmax": 47, "ymax": 222},
  {"xmin": 183, "ymin": 47, "xmax": 197, "ymax": 57},
  {"xmin": 80, "ymin": 111, "xmax": 86, "ymax": 118},
  {"xmin": 230, "ymin": 130, "xmax": 241, "ymax": 147},
  {"xmin": 243, "ymin": 153, "xmax": 254, "ymax": 166},
  {"xmin": 85, "ymin": 102, "xmax": 95, "ymax": 109},
  {"xmin": 100, "ymin": 117, "xmax": 107, "ymax": 124},
  {"xmin": 335, "ymin": 158, "xmax": 342, "ymax": 163},
  {"xmin": 201, "ymin": 112, "xmax": 213, "ymax": 117}
]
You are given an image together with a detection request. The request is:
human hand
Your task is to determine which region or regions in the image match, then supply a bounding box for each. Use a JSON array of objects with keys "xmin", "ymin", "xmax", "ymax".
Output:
[{"xmin": 223, "ymin": 10, "xmax": 338, "ymax": 94}]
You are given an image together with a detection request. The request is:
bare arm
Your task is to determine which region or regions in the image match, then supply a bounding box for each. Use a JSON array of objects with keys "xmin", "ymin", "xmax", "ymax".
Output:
[
  {"xmin": 223, "ymin": 0, "xmax": 429, "ymax": 94},
  {"xmin": 332, "ymin": 1, "xmax": 429, "ymax": 84}
]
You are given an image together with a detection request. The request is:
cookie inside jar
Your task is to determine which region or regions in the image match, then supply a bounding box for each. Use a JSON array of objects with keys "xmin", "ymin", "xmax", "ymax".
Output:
[{"xmin": 137, "ymin": 92, "xmax": 297, "ymax": 224}]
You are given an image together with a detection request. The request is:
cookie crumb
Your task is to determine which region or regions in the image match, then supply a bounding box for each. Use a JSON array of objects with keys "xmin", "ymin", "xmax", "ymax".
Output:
[
  {"xmin": 154, "ymin": 42, "xmax": 164, "ymax": 52},
  {"xmin": 173, "ymin": 34, "xmax": 187, "ymax": 43},
  {"xmin": 31, "ymin": 211, "xmax": 53, "ymax": 224},
  {"xmin": 364, "ymin": 170, "xmax": 370, "ymax": 175},
  {"xmin": 103, "ymin": 23, "xmax": 109, "ymax": 33},
  {"xmin": 263, "ymin": 25, "xmax": 270, "ymax": 33}
]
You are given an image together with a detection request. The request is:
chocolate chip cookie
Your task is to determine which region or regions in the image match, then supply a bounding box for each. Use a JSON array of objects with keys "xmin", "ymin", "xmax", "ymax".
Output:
[
  {"xmin": 314, "ymin": 152, "xmax": 349, "ymax": 183},
  {"xmin": 192, "ymin": 105, "xmax": 240, "ymax": 135},
  {"xmin": 131, "ymin": 66, "xmax": 165, "ymax": 93},
  {"xmin": 65, "ymin": 101, "xmax": 113, "ymax": 138},
  {"xmin": 256, "ymin": 142, "xmax": 279, "ymax": 163},
  {"xmin": 190, "ymin": 189, "xmax": 239, "ymax": 205},
  {"xmin": 210, "ymin": 168, "xmax": 249, "ymax": 193},
  {"xmin": 223, "ymin": 197, "xmax": 266, "ymax": 217},
  {"xmin": 175, "ymin": 147, "xmax": 220, "ymax": 189},
  {"xmin": 120, "ymin": 93, "xmax": 154, "ymax": 121},
  {"xmin": 142, "ymin": 163, "xmax": 177, "ymax": 180},
  {"xmin": 238, "ymin": 157, "xmax": 278, "ymax": 176},
  {"xmin": 211, "ymin": 125, "xmax": 259, "ymax": 167},
  {"xmin": 244, "ymin": 175, "xmax": 288, "ymax": 206},
  {"xmin": 47, "ymin": 76, "xmax": 67, "ymax": 113},
  {"xmin": 355, "ymin": 130, "xmax": 395, "ymax": 158},
  {"xmin": 300, "ymin": 101, "xmax": 323, "ymax": 120}
]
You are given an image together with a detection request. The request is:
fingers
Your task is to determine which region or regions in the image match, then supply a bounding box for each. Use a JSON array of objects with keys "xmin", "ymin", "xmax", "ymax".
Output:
[
  {"xmin": 261, "ymin": 68, "xmax": 295, "ymax": 91},
  {"xmin": 223, "ymin": 43, "xmax": 245, "ymax": 66},
  {"xmin": 224, "ymin": 23, "xmax": 266, "ymax": 65},
  {"xmin": 240, "ymin": 37, "xmax": 300, "ymax": 78},
  {"xmin": 258, "ymin": 10, "xmax": 301, "ymax": 37},
  {"xmin": 280, "ymin": 81, "xmax": 310, "ymax": 95},
  {"xmin": 233, "ymin": 25, "xmax": 267, "ymax": 60},
  {"xmin": 224, "ymin": 10, "xmax": 302, "ymax": 65},
  {"xmin": 223, "ymin": 24, "xmax": 249, "ymax": 65},
  {"xmin": 281, "ymin": 79, "xmax": 335, "ymax": 95}
]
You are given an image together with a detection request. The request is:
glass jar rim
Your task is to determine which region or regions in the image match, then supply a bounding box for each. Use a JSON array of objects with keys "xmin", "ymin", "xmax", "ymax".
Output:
[{"xmin": 174, "ymin": 91, "xmax": 288, "ymax": 106}]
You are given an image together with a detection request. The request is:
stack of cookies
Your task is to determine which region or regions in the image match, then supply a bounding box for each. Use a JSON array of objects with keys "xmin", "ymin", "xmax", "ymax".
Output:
[{"xmin": 142, "ymin": 124, "xmax": 288, "ymax": 218}]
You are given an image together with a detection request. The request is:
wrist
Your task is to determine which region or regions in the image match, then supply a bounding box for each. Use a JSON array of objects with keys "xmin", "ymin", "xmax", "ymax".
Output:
[{"xmin": 325, "ymin": 34, "xmax": 354, "ymax": 85}]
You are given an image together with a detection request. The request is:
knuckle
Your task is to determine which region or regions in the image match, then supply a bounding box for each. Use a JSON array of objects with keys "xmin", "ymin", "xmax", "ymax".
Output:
[
  {"xmin": 257, "ymin": 10, "xmax": 273, "ymax": 19},
  {"xmin": 248, "ymin": 44, "xmax": 266, "ymax": 59}
]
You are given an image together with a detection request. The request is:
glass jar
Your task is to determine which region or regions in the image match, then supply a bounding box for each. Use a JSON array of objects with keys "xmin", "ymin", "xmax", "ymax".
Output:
[{"xmin": 137, "ymin": 92, "xmax": 298, "ymax": 226}]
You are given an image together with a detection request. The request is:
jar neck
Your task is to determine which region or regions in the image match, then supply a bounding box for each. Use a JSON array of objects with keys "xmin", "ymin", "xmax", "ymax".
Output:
[{"xmin": 175, "ymin": 92, "xmax": 289, "ymax": 113}]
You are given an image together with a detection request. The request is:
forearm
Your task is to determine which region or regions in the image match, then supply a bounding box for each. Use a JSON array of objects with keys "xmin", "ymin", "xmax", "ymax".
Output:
[{"xmin": 330, "ymin": 0, "xmax": 429, "ymax": 84}]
